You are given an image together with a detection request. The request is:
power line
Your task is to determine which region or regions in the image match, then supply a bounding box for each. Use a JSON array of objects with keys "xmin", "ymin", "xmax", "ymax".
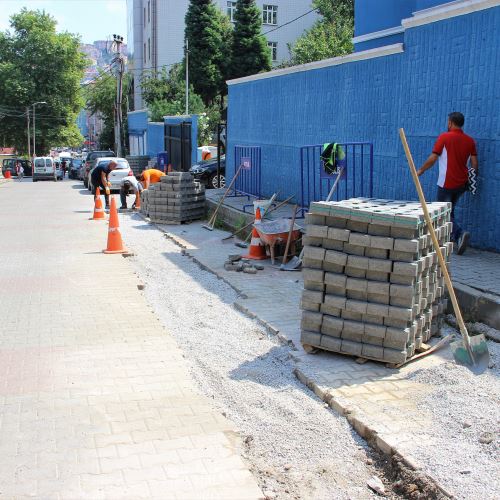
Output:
[{"xmin": 263, "ymin": 8, "xmax": 318, "ymax": 35}]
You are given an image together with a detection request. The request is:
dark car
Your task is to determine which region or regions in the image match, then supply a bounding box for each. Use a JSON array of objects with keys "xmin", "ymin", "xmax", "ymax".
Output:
[
  {"xmin": 189, "ymin": 156, "xmax": 225, "ymax": 189},
  {"xmin": 68, "ymin": 159, "xmax": 83, "ymax": 179},
  {"xmin": 2, "ymin": 158, "xmax": 32, "ymax": 177},
  {"xmin": 82, "ymin": 150, "xmax": 115, "ymax": 187}
]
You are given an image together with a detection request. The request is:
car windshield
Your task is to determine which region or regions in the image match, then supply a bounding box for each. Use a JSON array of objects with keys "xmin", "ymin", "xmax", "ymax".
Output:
[
  {"xmin": 72, "ymin": 160, "xmax": 83, "ymax": 167},
  {"xmin": 90, "ymin": 152, "xmax": 114, "ymax": 161},
  {"xmin": 97, "ymin": 160, "xmax": 129, "ymax": 169}
]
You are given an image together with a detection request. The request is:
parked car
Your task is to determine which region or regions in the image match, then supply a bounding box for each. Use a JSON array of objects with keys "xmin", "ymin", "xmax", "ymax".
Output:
[
  {"xmin": 2, "ymin": 158, "xmax": 32, "ymax": 177},
  {"xmin": 32, "ymin": 157, "xmax": 56, "ymax": 182},
  {"xmin": 82, "ymin": 150, "xmax": 115, "ymax": 187},
  {"xmin": 189, "ymin": 156, "xmax": 226, "ymax": 189},
  {"xmin": 69, "ymin": 159, "xmax": 83, "ymax": 179},
  {"xmin": 88, "ymin": 158, "xmax": 133, "ymax": 193}
]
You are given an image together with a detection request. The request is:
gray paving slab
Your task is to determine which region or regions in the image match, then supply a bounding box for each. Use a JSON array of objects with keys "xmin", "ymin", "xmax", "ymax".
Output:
[{"xmin": 0, "ymin": 180, "xmax": 261, "ymax": 499}]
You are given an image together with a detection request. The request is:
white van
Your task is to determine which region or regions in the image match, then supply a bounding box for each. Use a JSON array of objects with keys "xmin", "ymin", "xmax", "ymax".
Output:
[{"xmin": 32, "ymin": 157, "xmax": 56, "ymax": 182}]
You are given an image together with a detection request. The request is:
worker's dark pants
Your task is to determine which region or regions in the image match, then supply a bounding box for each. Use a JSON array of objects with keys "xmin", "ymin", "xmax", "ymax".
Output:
[
  {"xmin": 94, "ymin": 182, "xmax": 110, "ymax": 207},
  {"xmin": 437, "ymin": 184, "xmax": 467, "ymax": 241},
  {"xmin": 120, "ymin": 184, "xmax": 142, "ymax": 208},
  {"xmin": 120, "ymin": 185, "xmax": 130, "ymax": 208}
]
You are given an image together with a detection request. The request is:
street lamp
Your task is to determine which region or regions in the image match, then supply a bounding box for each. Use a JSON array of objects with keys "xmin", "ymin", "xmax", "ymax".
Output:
[{"xmin": 32, "ymin": 101, "xmax": 46, "ymax": 158}]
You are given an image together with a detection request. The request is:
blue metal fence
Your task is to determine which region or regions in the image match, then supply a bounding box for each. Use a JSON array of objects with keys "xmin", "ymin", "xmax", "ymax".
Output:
[
  {"xmin": 231, "ymin": 145, "xmax": 262, "ymax": 212},
  {"xmin": 299, "ymin": 142, "xmax": 373, "ymax": 216}
]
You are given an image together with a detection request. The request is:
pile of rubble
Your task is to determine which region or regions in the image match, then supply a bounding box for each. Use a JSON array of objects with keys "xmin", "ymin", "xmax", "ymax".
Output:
[
  {"xmin": 300, "ymin": 198, "xmax": 452, "ymax": 364},
  {"xmin": 224, "ymin": 255, "xmax": 264, "ymax": 274},
  {"xmin": 140, "ymin": 172, "xmax": 206, "ymax": 224}
]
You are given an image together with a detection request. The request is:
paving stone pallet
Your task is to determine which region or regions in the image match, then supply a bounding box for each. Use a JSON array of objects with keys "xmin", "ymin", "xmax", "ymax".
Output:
[
  {"xmin": 140, "ymin": 172, "xmax": 206, "ymax": 224},
  {"xmin": 300, "ymin": 198, "xmax": 451, "ymax": 365}
]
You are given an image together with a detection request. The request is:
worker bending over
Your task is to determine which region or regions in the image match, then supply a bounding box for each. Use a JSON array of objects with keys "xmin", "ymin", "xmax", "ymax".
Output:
[
  {"xmin": 92, "ymin": 160, "xmax": 118, "ymax": 209},
  {"xmin": 140, "ymin": 168, "xmax": 165, "ymax": 189},
  {"xmin": 120, "ymin": 175, "xmax": 143, "ymax": 209}
]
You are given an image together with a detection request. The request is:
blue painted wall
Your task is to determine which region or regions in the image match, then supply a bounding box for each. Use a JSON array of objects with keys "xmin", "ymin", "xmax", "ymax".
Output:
[
  {"xmin": 227, "ymin": 7, "xmax": 500, "ymax": 251},
  {"xmin": 354, "ymin": 0, "xmax": 452, "ymax": 51},
  {"xmin": 146, "ymin": 123, "xmax": 164, "ymax": 157}
]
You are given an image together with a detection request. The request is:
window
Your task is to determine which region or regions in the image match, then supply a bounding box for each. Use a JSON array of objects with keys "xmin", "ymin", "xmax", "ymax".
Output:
[
  {"xmin": 148, "ymin": 38, "xmax": 150, "ymax": 61},
  {"xmin": 143, "ymin": 7, "xmax": 146, "ymax": 27},
  {"xmin": 262, "ymin": 5, "xmax": 277, "ymax": 25},
  {"xmin": 143, "ymin": 42, "xmax": 146, "ymax": 62},
  {"xmin": 148, "ymin": 1, "xmax": 150, "ymax": 23},
  {"xmin": 267, "ymin": 41, "xmax": 277, "ymax": 62},
  {"xmin": 227, "ymin": 1, "xmax": 236, "ymax": 22}
]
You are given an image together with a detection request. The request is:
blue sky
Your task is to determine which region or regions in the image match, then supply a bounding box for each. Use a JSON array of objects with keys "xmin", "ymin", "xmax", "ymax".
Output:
[{"xmin": 0, "ymin": 0, "xmax": 127, "ymax": 44}]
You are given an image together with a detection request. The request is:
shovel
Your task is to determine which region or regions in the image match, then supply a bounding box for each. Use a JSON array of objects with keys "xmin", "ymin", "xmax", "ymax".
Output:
[
  {"xmin": 203, "ymin": 163, "xmax": 244, "ymax": 231},
  {"xmin": 280, "ymin": 167, "xmax": 345, "ymax": 271},
  {"xmin": 399, "ymin": 128, "xmax": 489, "ymax": 372}
]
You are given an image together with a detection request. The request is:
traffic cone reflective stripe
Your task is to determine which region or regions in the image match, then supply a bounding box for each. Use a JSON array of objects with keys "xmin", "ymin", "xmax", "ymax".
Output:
[
  {"xmin": 243, "ymin": 208, "xmax": 268, "ymax": 260},
  {"xmin": 91, "ymin": 187, "xmax": 106, "ymax": 220},
  {"xmin": 103, "ymin": 196, "xmax": 127, "ymax": 254}
]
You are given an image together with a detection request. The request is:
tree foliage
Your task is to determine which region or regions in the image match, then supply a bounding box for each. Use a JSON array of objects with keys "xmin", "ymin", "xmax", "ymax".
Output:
[
  {"xmin": 85, "ymin": 71, "xmax": 131, "ymax": 152},
  {"xmin": 184, "ymin": 0, "xmax": 232, "ymax": 104},
  {"xmin": 0, "ymin": 9, "xmax": 86, "ymax": 153},
  {"xmin": 289, "ymin": 0, "xmax": 354, "ymax": 66},
  {"xmin": 230, "ymin": 0, "xmax": 271, "ymax": 79}
]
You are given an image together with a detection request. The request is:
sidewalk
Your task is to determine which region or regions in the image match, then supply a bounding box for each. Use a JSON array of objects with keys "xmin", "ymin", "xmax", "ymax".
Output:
[
  {"xmin": 155, "ymin": 213, "xmax": 500, "ymax": 499},
  {"xmin": 0, "ymin": 180, "xmax": 261, "ymax": 499},
  {"xmin": 206, "ymin": 190, "xmax": 500, "ymax": 330}
]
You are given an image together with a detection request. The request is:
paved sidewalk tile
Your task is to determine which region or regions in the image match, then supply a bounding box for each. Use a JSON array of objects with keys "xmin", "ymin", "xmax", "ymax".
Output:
[{"xmin": 0, "ymin": 181, "xmax": 261, "ymax": 499}]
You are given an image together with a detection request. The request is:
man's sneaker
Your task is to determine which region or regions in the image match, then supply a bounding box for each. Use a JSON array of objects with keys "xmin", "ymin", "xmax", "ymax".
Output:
[
  {"xmin": 119, "ymin": 206, "xmax": 127, "ymax": 210},
  {"xmin": 457, "ymin": 231, "xmax": 470, "ymax": 255}
]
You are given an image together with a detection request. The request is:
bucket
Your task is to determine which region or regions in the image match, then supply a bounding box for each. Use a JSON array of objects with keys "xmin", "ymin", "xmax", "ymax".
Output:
[{"xmin": 253, "ymin": 199, "xmax": 272, "ymax": 215}]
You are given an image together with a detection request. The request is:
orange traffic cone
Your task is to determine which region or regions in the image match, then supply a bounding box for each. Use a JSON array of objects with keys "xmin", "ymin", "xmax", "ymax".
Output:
[
  {"xmin": 4, "ymin": 170, "xmax": 11, "ymax": 179},
  {"xmin": 103, "ymin": 197, "xmax": 127, "ymax": 254},
  {"xmin": 244, "ymin": 208, "xmax": 268, "ymax": 260},
  {"xmin": 91, "ymin": 187, "xmax": 106, "ymax": 220}
]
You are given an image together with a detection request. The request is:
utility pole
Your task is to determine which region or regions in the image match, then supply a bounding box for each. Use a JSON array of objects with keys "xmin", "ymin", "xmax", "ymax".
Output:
[
  {"xmin": 32, "ymin": 101, "xmax": 46, "ymax": 158},
  {"xmin": 185, "ymin": 39, "xmax": 189, "ymax": 115},
  {"xmin": 26, "ymin": 108, "xmax": 31, "ymax": 159},
  {"xmin": 112, "ymin": 34, "xmax": 125, "ymax": 157}
]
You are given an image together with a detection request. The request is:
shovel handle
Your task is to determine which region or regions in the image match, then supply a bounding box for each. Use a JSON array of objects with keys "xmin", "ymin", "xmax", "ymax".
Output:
[
  {"xmin": 399, "ymin": 128, "xmax": 474, "ymax": 363},
  {"xmin": 282, "ymin": 205, "xmax": 298, "ymax": 265}
]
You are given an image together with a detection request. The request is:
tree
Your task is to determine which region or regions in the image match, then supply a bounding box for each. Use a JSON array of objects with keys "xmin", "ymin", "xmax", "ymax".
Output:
[
  {"xmin": 140, "ymin": 64, "xmax": 216, "ymax": 145},
  {"xmin": 0, "ymin": 9, "xmax": 86, "ymax": 153},
  {"xmin": 184, "ymin": 0, "xmax": 232, "ymax": 104},
  {"xmin": 289, "ymin": 0, "xmax": 354, "ymax": 66},
  {"xmin": 85, "ymin": 71, "xmax": 131, "ymax": 152},
  {"xmin": 230, "ymin": 0, "xmax": 271, "ymax": 80}
]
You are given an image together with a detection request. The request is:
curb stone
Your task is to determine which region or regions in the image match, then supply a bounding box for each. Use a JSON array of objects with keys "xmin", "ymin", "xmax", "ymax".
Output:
[{"xmin": 134, "ymin": 216, "xmax": 455, "ymax": 499}]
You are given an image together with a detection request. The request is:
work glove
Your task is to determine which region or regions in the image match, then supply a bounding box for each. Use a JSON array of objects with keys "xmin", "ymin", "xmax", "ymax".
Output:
[{"xmin": 105, "ymin": 187, "xmax": 110, "ymax": 195}]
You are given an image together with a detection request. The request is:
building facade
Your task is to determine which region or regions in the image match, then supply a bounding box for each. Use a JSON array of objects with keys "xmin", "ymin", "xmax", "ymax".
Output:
[{"xmin": 126, "ymin": 0, "xmax": 319, "ymax": 110}]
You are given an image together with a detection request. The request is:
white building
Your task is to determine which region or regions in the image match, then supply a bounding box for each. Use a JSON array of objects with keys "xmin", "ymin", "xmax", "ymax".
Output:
[{"xmin": 126, "ymin": 0, "xmax": 319, "ymax": 110}]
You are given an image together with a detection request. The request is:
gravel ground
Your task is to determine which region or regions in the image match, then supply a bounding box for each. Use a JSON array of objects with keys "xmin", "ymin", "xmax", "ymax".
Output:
[
  {"xmin": 120, "ymin": 214, "xmax": 392, "ymax": 500},
  {"xmin": 406, "ymin": 324, "xmax": 500, "ymax": 499}
]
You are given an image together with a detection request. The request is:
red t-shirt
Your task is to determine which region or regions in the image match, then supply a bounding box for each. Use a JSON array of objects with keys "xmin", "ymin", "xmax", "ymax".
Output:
[{"xmin": 432, "ymin": 129, "xmax": 477, "ymax": 189}]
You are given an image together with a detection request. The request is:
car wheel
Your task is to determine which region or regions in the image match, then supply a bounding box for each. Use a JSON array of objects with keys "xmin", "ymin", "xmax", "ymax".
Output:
[{"xmin": 209, "ymin": 173, "xmax": 225, "ymax": 189}]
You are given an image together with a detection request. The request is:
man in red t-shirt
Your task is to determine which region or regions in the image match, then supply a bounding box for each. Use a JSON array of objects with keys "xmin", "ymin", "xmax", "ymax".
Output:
[{"xmin": 418, "ymin": 112, "xmax": 478, "ymax": 255}]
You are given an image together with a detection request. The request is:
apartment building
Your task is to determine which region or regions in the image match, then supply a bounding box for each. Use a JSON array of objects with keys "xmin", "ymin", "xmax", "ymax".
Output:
[{"xmin": 126, "ymin": 0, "xmax": 318, "ymax": 110}]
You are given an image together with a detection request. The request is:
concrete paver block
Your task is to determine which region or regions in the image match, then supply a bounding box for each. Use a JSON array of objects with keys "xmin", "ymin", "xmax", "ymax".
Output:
[{"xmin": 327, "ymin": 227, "xmax": 350, "ymax": 242}]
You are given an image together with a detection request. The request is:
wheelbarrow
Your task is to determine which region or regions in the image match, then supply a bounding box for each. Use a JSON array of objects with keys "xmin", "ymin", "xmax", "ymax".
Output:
[{"xmin": 254, "ymin": 219, "xmax": 302, "ymax": 264}]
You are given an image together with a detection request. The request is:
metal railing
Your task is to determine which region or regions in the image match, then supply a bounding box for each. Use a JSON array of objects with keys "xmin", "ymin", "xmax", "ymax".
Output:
[
  {"xmin": 230, "ymin": 145, "xmax": 262, "ymax": 212},
  {"xmin": 299, "ymin": 142, "xmax": 373, "ymax": 216}
]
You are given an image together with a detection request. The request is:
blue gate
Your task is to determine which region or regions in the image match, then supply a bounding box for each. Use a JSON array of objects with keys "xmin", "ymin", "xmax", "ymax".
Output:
[
  {"xmin": 299, "ymin": 142, "xmax": 373, "ymax": 217},
  {"xmin": 231, "ymin": 146, "xmax": 262, "ymax": 211}
]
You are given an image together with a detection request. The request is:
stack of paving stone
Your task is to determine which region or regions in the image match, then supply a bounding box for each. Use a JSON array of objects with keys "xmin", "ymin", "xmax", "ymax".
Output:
[
  {"xmin": 140, "ymin": 171, "xmax": 206, "ymax": 223},
  {"xmin": 300, "ymin": 198, "xmax": 452, "ymax": 365}
]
